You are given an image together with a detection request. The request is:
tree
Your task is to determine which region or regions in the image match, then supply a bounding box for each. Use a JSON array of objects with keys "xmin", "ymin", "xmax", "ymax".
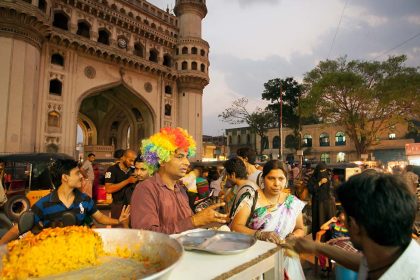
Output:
[
  {"xmin": 302, "ymin": 55, "xmax": 420, "ymax": 158},
  {"xmin": 405, "ymin": 120, "xmax": 420, "ymax": 142},
  {"xmin": 218, "ymin": 98, "xmax": 276, "ymax": 154},
  {"xmin": 262, "ymin": 78, "xmax": 300, "ymax": 129},
  {"xmin": 262, "ymin": 78, "xmax": 319, "ymax": 127},
  {"xmin": 262, "ymin": 77, "xmax": 318, "ymax": 152}
]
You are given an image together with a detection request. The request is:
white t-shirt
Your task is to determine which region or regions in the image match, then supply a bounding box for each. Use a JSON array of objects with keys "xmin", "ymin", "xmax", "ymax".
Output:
[
  {"xmin": 248, "ymin": 170, "xmax": 262, "ymax": 188},
  {"xmin": 357, "ymin": 239, "xmax": 420, "ymax": 280},
  {"xmin": 81, "ymin": 160, "xmax": 94, "ymax": 181},
  {"xmin": 180, "ymin": 172, "xmax": 197, "ymax": 193}
]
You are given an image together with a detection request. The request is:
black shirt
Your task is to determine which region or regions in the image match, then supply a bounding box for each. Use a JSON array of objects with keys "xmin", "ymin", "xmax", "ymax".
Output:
[{"xmin": 104, "ymin": 164, "xmax": 133, "ymax": 204}]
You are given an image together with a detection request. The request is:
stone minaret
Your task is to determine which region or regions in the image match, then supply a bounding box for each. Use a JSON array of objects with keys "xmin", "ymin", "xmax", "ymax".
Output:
[
  {"xmin": 174, "ymin": 0, "xmax": 210, "ymax": 160},
  {"xmin": 0, "ymin": 1, "xmax": 50, "ymax": 153}
]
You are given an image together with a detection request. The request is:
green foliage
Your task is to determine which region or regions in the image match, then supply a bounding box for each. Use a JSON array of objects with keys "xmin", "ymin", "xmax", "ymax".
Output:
[
  {"xmin": 405, "ymin": 121, "xmax": 420, "ymax": 142},
  {"xmin": 262, "ymin": 77, "xmax": 318, "ymax": 130},
  {"xmin": 302, "ymin": 55, "xmax": 420, "ymax": 156}
]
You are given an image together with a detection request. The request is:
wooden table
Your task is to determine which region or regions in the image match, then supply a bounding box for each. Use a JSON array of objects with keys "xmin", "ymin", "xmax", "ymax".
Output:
[{"xmin": 169, "ymin": 240, "xmax": 283, "ymax": 280}]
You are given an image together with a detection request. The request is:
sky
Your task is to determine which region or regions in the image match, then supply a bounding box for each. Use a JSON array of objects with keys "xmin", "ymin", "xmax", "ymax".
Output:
[{"xmin": 148, "ymin": 0, "xmax": 420, "ymax": 136}]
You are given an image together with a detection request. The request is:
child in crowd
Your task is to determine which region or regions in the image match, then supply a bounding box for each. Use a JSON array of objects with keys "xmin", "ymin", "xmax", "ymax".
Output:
[
  {"xmin": 320, "ymin": 209, "xmax": 349, "ymax": 239},
  {"xmin": 319, "ymin": 209, "xmax": 355, "ymax": 272}
]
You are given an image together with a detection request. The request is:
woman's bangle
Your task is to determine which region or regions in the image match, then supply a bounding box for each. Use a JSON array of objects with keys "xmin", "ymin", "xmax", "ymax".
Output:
[{"xmin": 254, "ymin": 230, "xmax": 262, "ymax": 240}]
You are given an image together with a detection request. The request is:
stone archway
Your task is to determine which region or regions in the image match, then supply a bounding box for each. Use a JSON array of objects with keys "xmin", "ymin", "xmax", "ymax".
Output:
[
  {"xmin": 77, "ymin": 113, "xmax": 97, "ymax": 145},
  {"xmin": 77, "ymin": 83, "xmax": 155, "ymax": 154}
]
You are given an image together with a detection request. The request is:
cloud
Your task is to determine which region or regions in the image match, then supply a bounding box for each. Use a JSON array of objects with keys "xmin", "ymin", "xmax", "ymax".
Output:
[
  {"xmin": 407, "ymin": 15, "xmax": 420, "ymax": 25},
  {"xmin": 145, "ymin": 0, "xmax": 420, "ymax": 136},
  {"xmin": 349, "ymin": 0, "xmax": 420, "ymax": 18},
  {"xmin": 236, "ymin": 0, "xmax": 281, "ymax": 8}
]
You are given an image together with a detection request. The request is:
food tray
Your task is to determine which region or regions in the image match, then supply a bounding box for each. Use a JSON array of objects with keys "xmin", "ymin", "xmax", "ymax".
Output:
[
  {"xmin": 0, "ymin": 228, "xmax": 183, "ymax": 280},
  {"xmin": 177, "ymin": 230, "xmax": 256, "ymax": 255}
]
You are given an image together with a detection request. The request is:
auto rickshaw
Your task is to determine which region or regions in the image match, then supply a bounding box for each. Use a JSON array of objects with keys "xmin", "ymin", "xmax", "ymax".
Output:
[{"xmin": 0, "ymin": 153, "xmax": 74, "ymax": 222}]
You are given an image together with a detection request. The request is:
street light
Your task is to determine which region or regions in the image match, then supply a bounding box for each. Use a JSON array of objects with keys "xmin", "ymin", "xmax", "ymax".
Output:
[{"xmin": 279, "ymin": 84, "xmax": 283, "ymax": 161}]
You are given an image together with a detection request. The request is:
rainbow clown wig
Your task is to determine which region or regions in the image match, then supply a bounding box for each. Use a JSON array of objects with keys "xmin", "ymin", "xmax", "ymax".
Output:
[{"xmin": 140, "ymin": 127, "xmax": 196, "ymax": 175}]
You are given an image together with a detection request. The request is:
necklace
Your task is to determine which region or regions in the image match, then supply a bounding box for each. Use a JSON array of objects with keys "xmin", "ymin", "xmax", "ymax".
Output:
[{"xmin": 262, "ymin": 191, "xmax": 283, "ymax": 206}]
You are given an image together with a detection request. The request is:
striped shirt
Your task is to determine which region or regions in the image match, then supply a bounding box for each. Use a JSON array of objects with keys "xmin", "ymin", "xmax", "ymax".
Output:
[{"xmin": 32, "ymin": 189, "xmax": 97, "ymax": 228}]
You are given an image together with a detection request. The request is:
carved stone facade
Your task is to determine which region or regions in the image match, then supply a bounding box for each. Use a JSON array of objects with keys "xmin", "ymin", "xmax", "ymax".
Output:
[{"xmin": 0, "ymin": 0, "xmax": 209, "ymax": 158}]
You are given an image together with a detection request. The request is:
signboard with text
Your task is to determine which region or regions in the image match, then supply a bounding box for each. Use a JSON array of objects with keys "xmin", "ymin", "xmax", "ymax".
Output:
[{"xmin": 405, "ymin": 143, "xmax": 420, "ymax": 156}]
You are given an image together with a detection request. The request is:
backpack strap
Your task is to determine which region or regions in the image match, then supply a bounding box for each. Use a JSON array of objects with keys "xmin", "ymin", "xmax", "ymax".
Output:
[
  {"xmin": 256, "ymin": 172, "xmax": 263, "ymax": 188},
  {"xmin": 246, "ymin": 189, "xmax": 258, "ymax": 225},
  {"xmin": 229, "ymin": 185, "xmax": 256, "ymax": 219}
]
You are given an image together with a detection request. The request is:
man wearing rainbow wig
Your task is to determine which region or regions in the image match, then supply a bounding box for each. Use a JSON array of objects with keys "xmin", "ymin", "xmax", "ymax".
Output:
[{"xmin": 130, "ymin": 127, "xmax": 227, "ymax": 234}]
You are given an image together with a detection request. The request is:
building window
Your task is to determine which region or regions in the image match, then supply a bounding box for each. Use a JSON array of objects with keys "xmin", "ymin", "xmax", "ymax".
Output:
[
  {"xmin": 164, "ymin": 104, "xmax": 171, "ymax": 116},
  {"xmin": 191, "ymin": 47, "xmax": 198, "ymax": 54},
  {"xmin": 262, "ymin": 136, "xmax": 269, "ymax": 150},
  {"xmin": 51, "ymin": 53, "xmax": 64, "ymax": 66},
  {"xmin": 285, "ymin": 134, "xmax": 297, "ymax": 149},
  {"xmin": 98, "ymin": 29, "xmax": 110, "ymax": 45},
  {"xmin": 321, "ymin": 153, "xmax": 330, "ymax": 163},
  {"xmin": 149, "ymin": 49, "xmax": 158, "ymax": 63},
  {"xmin": 319, "ymin": 132, "xmax": 330, "ymax": 146},
  {"xmin": 176, "ymin": 48, "xmax": 179, "ymax": 55},
  {"xmin": 200, "ymin": 63, "xmax": 205, "ymax": 72},
  {"xmin": 389, "ymin": 133, "xmax": 396, "ymax": 139},
  {"xmin": 76, "ymin": 21, "xmax": 91, "ymax": 38},
  {"xmin": 38, "ymin": 0, "xmax": 47, "ymax": 12},
  {"xmin": 200, "ymin": 49, "xmax": 205, "ymax": 56},
  {"xmin": 337, "ymin": 152, "xmax": 346, "ymax": 163},
  {"xmin": 303, "ymin": 134, "xmax": 312, "ymax": 147},
  {"xmin": 52, "ymin": 11, "xmax": 69, "ymax": 30},
  {"xmin": 181, "ymin": 61, "xmax": 188, "ymax": 70},
  {"xmin": 191, "ymin": 61, "xmax": 197, "ymax": 70},
  {"xmin": 49, "ymin": 79, "xmax": 62, "ymax": 96},
  {"xmin": 48, "ymin": 111, "xmax": 61, "ymax": 127},
  {"xmin": 335, "ymin": 132, "xmax": 346, "ymax": 146},
  {"xmin": 163, "ymin": 54, "xmax": 172, "ymax": 67},
  {"xmin": 46, "ymin": 143, "xmax": 59, "ymax": 153},
  {"xmin": 247, "ymin": 134, "xmax": 251, "ymax": 144},
  {"xmin": 237, "ymin": 135, "xmax": 241, "ymax": 144},
  {"xmin": 165, "ymin": 85, "xmax": 172, "ymax": 95},
  {"xmin": 182, "ymin": 47, "xmax": 188, "ymax": 54},
  {"xmin": 134, "ymin": 43, "xmax": 144, "ymax": 57},
  {"xmin": 228, "ymin": 135, "xmax": 232, "ymax": 145},
  {"xmin": 272, "ymin": 136, "xmax": 280, "ymax": 149}
]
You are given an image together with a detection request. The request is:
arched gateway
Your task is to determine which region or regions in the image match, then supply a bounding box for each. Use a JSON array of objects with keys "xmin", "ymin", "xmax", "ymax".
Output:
[
  {"xmin": 77, "ymin": 83, "xmax": 155, "ymax": 153},
  {"xmin": 0, "ymin": 0, "xmax": 209, "ymax": 160}
]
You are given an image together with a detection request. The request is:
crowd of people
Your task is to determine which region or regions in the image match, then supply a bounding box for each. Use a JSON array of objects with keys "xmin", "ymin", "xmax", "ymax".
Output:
[{"xmin": 0, "ymin": 126, "xmax": 419, "ymax": 279}]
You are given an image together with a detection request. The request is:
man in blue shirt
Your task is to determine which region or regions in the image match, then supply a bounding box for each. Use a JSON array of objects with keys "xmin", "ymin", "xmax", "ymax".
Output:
[{"xmin": 0, "ymin": 159, "xmax": 130, "ymax": 244}]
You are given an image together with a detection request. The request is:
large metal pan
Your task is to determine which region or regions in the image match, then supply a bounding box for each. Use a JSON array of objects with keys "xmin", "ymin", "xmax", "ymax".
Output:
[{"xmin": 0, "ymin": 228, "xmax": 183, "ymax": 280}]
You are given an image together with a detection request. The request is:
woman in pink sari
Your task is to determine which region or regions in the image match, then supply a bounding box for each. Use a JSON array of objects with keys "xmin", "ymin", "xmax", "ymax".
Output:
[{"xmin": 230, "ymin": 160, "xmax": 306, "ymax": 279}]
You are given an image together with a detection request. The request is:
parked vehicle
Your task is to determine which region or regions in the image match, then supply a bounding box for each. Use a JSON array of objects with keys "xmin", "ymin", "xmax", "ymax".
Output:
[
  {"xmin": 327, "ymin": 163, "xmax": 362, "ymax": 183},
  {"xmin": 0, "ymin": 153, "xmax": 74, "ymax": 221}
]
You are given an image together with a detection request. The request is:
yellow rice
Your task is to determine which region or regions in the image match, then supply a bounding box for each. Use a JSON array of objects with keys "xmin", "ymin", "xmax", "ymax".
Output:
[{"xmin": 1, "ymin": 226, "xmax": 104, "ymax": 279}]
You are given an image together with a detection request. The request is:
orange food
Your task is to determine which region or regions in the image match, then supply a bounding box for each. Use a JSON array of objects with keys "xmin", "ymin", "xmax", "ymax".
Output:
[{"xmin": 2, "ymin": 226, "xmax": 104, "ymax": 279}]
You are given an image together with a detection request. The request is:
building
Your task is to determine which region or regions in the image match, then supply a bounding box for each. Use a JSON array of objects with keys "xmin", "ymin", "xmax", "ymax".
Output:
[
  {"xmin": 227, "ymin": 122, "xmax": 415, "ymax": 164},
  {"xmin": 225, "ymin": 127, "xmax": 257, "ymax": 157},
  {"xmin": 0, "ymin": 0, "xmax": 209, "ymax": 159},
  {"xmin": 202, "ymin": 135, "xmax": 227, "ymax": 160}
]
